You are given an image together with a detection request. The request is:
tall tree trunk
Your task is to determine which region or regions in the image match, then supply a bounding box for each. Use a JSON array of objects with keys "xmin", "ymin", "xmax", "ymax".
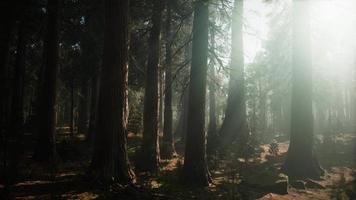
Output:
[
  {"xmin": 219, "ymin": 0, "xmax": 248, "ymax": 146},
  {"xmin": 283, "ymin": 0, "xmax": 323, "ymax": 179},
  {"xmin": 87, "ymin": 76, "xmax": 99, "ymax": 143},
  {"xmin": 33, "ymin": 0, "xmax": 60, "ymax": 162},
  {"xmin": 138, "ymin": 0, "xmax": 163, "ymax": 172},
  {"xmin": 7, "ymin": 10, "xmax": 28, "ymax": 186},
  {"xmin": 207, "ymin": 27, "xmax": 218, "ymax": 155},
  {"xmin": 174, "ymin": 87, "xmax": 189, "ymax": 141},
  {"xmin": 161, "ymin": 0, "xmax": 175, "ymax": 159},
  {"xmin": 0, "ymin": 0, "xmax": 16, "ymax": 130},
  {"xmin": 182, "ymin": 0, "xmax": 211, "ymax": 186},
  {"xmin": 70, "ymin": 78, "xmax": 75, "ymax": 137},
  {"xmin": 90, "ymin": 0, "xmax": 134, "ymax": 183},
  {"xmin": 158, "ymin": 68, "xmax": 164, "ymax": 135},
  {"xmin": 78, "ymin": 81, "xmax": 89, "ymax": 135}
]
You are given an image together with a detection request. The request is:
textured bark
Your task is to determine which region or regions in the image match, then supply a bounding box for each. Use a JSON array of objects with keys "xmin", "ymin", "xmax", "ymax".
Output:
[
  {"xmin": 161, "ymin": 0, "xmax": 175, "ymax": 159},
  {"xmin": 182, "ymin": 0, "xmax": 211, "ymax": 186},
  {"xmin": 90, "ymin": 0, "xmax": 134, "ymax": 183},
  {"xmin": 219, "ymin": 0, "xmax": 248, "ymax": 146},
  {"xmin": 283, "ymin": 0, "xmax": 323, "ymax": 179},
  {"xmin": 33, "ymin": 0, "xmax": 60, "ymax": 162},
  {"xmin": 138, "ymin": 0, "xmax": 163, "ymax": 172}
]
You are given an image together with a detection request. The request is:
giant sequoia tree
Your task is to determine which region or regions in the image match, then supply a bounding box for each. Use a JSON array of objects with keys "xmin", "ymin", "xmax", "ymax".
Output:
[
  {"xmin": 283, "ymin": 0, "xmax": 323, "ymax": 179},
  {"xmin": 182, "ymin": 0, "xmax": 211, "ymax": 186},
  {"xmin": 138, "ymin": 0, "xmax": 163, "ymax": 172},
  {"xmin": 219, "ymin": 0, "xmax": 248, "ymax": 145},
  {"xmin": 34, "ymin": 0, "xmax": 60, "ymax": 161},
  {"xmin": 91, "ymin": 0, "xmax": 134, "ymax": 183}
]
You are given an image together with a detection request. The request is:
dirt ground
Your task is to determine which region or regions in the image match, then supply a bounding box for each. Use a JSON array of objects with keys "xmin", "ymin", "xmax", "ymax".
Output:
[{"xmin": 1, "ymin": 133, "xmax": 355, "ymax": 200}]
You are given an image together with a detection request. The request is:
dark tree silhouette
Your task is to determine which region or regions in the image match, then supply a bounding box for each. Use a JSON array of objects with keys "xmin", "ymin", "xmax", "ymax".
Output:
[
  {"xmin": 90, "ymin": 0, "xmax": 134, "ymax": 183},
  {"xmin": 34, "ymin": 0, "xmax": 60, "ymax": 161},
  {"xmin": 182, "ymin": 0, "xmax": 212, "ymax": 186},
  {"xmin": 6, "ymin": 3, "xmax": 28, "ymax": 186},
  {"xmin": 0, "ymin": 0, "xmax": 16, "ymax": 130},
  {"xmin": 283, "ymin": 0, "xmax": 323, "ymax": 179},
  {"xmin": 219, "ymin": 0, "xmax": 248, "ymax": 146},
  {"xmin": 161, "ymin": 0, "xmax": 176, "ymax": 159},
  {"xmin": 138, "ymin": 0, "xmax": 163, "ymax": 172}
]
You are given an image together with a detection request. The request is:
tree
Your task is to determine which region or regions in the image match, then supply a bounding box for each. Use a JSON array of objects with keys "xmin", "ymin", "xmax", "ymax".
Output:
[
  {"xmin": 0, "ymin": 0, "xmax": 16, "ymax": 131},
  {"xmin": 5, "ymin": 2, "xmax": 29, "ymax": 187},
  {"xmin": 161, "ymin": 0, "xmax": 176, "ymax": 159},
  {"xmin": 33, "ymin": 0, "xmax": 60, "ymax": 161},
  {"xmin": 207, "ymin": 27, "xmax": 218, "ymax": 155},
  {"xmin": 219, "ymin": 0, "xmax": 248, "ymax": 146},
  {"xmin": 283, "ymin": 0, "xmax": 323, "ymax": 179},
  {"xmin": 90, "ymin": 0, "xmax": 134, "ymax": 183},
  {"xmin": 182, "ymin": 0, "xmax": 211, "ymax": 186},
  {"xmin": 138, "ymin": 0, "xmax": 163, "ymax": 172},
  {"xmin": 78, "ymin": 81, "xmax": 89, "ymax": 135}
]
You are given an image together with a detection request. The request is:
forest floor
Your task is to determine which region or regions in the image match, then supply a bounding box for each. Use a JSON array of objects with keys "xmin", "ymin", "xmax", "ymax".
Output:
[{"xmin": 1, "ymin": 132, "xmax": 355, "ymax": 200}]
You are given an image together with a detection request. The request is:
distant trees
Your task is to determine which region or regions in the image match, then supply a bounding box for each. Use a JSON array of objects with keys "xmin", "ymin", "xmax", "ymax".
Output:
[
  {"xmin": 283, "ymin": 0, "xmax": 323, "ymax": 179},
  {"xmin": 219, "ymin": 0, "xmax": 248, "ymax": 146},
  {"xmin": 33, "ymin": 0, "xmax": 60, "ymax": 161},
  {"xmin": 90, "ymin": 0, "xmax": 134, "ymax": 183},
  {"xmin": 182, "ymin": 0, "xmax": 211, "ymax": 186}
]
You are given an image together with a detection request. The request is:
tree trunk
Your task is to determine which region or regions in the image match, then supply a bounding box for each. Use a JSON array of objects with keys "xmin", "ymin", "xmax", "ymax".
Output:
[
  {"xmin": 207, "ymin": 27, "xmax": 218, "ymax": 156},
  {"xmin": 158, "ymin": 68, "xmax": 164, "ymax": 135},
  {"xmin": 219, "ymin": 0, "xmax": 248, "ymax": 146},
  {"xmin": 182, "ymin": 0, "xmax": 211, "ymax": 186},
  {"xmin": 87, "ymin": 76, "xmax": 99, "ymax": 143},
  {"xmin": 70, "ymin": 78, "xmax": 75, "ymax": 137},
  {"xmin": 138, "ymin": 0, "xmax": 163, "ymax": 172},
  {"xmin": 283, "ymin": 0, "xmax": 323, "ymax": 179},
  {"xmin": 174, "ymin": 87, "xmax": 189, "ymax": 141},
  {"xmin": 0, "ymin": 0, "xmax": 16, "ymax": 130},
  {"xmin": 78, "ymin": 81, "xmax": 89, "ymax": 135},
  {"xmin": 161, "ymin": 0, "xmax": 175, "ymax": 159},
  {"xmin": 33, "ymin": 0, "xmax": 60, "ymax": 162},
  {"xmin": 7, "ymin": 10, "xmax": 28, "ymax": 186},
  {"xmin": 90, "ymin": 0, "xmax": 134, "ymax": 183}
]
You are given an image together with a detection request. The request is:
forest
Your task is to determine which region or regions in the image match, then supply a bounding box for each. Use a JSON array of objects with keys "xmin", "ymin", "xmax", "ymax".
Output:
[{"xmin": 0, "ymin": 0, "xmax": 355, "ymax": 199}]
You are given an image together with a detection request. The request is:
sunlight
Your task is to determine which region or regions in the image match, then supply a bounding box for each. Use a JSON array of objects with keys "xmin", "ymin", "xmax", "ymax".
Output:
[{"xmin": 311, "ymin": 0, "xmax": 356, "ymax": 84}]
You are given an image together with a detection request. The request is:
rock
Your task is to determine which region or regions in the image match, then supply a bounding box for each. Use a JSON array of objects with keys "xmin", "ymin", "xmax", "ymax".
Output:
[
  {"xmin": 271, "ymin": 179, "xmax": 288, "ymax": 194},
  {"xmin": 243, "ymin": 172, "xmax": 288, "ymax": 195},
  {"xmin": 305, "ymin": 179, "xmax": 326, "ymax": 189},
  {"xmin": 290, "ymin": 180, "xmax": 306, "ymax": 190}
]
